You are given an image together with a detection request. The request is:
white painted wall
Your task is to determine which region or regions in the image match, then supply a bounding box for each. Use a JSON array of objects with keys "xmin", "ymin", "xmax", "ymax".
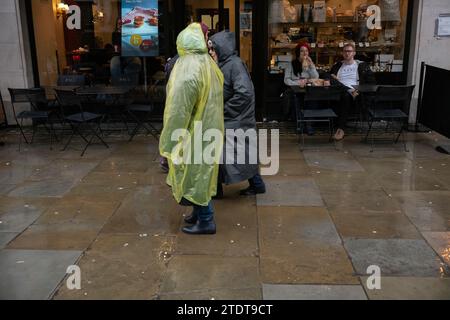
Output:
[
  {"xmin": 408, "ymin": 0, "xmax": 450, "ymax": 123},
  {"xmin": 0, "ymin": 0, "xmax": 34, "ymax": 125}
]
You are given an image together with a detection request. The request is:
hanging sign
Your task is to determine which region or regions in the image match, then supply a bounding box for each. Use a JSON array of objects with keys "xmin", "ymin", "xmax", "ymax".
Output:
[{"xmin": 121, "ymin": 0, "xmax": 159, "ymax": 56}]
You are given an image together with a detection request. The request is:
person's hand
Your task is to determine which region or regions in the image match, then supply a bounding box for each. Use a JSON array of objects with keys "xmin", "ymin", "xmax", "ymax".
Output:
[
  {"xmin": 302, "ymin": 56, "xmax": 313, "ymax": 69},
  {"xmin": 351, "ymin": 90, "xmax": 360, "ymax": 98},
  {"xmin": 331, "ymin": 74, "xmax": 338, "ymax": 81},
  {"xmin": 299, "ymin": 78, "xmax": 307, "ymax": 88}
]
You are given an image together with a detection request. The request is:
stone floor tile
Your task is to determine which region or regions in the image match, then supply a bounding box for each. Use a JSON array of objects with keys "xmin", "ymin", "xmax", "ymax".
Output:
[
  {"xmin": 0, "ymin": 249, "xmax": 82, "ymax": 300},
  {"xmin": 361, "ymin": 277, "xmax": 450, "ymax": 300},
  {"xmin": 344, "ymin": 239, "xmax": 445, "ymax": 277},
  {"xmin": 54, "ymin": 234, "xmax": 174, "ymax": 300},
  {"xmin": 422, "ymin": 232, "xmax": 450, "ymax": 266},
  {"xmin": 257, "ymin": 176, "xmax": 324, "ymax": 207},
  {"xmin": 262, "ymin": 284, "xmax": 367, "ymax": 300},
  {"xmin": 160, "ymin": 256, "xmax": 260, "ymax": 294}
]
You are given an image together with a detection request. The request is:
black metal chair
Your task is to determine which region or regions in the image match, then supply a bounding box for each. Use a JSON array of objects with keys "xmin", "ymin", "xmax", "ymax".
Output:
[
  {"xmin": 297, "ymin": 86, "xmax": 342, "ymax": 149},
  {"xmin": 0, "ymin": 90, "xmax": 7, "ymax": 128},
  {"xmin": 364, "ymin": 85, "xmax": 415, "ymax": 152},
  {"xmin": 57, "ymin": 75, "xmax": 86, "ymax": 87},
  {"xmin": 55, "ymin": 89, "xmax": 109, "ymax": 156},
  {"xmin": 126, "ymin": 102, "xmax": 160, "ymax": 141},
  {"xmin": 8, "ymin": 88, "xmax": 58, "ymax": 149},
  {"xmin": 26, "ymin": 91, "xmax": 60, "ymax": 148}
]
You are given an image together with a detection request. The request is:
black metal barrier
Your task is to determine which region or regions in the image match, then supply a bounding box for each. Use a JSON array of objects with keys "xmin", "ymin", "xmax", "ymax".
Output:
[{"xmin": 417, "ymin": 62, "xmax": 450, "ymax": 154}]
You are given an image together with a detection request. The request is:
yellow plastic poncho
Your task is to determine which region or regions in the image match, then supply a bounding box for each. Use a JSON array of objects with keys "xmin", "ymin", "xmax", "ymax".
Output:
[{"xmin": 159, "ymin": 23, "xmax": 224, "ymax": 206}]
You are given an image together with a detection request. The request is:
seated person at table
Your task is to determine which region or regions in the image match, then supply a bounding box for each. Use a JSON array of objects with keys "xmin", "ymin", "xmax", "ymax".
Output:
[
  {"xmin": 110, "ymin": 56, "xmax": 141, "ymax": 85},
  {"xmin": 329, "ymin": 42, "xmax": 375, "ymax": 141},
  {"xmin": 283, "ymin": 42, "xmax": 319, "ymax": 123},
  {"xmin": 284, "ymin": 42, "xmax": 319, "ymax": 86}
]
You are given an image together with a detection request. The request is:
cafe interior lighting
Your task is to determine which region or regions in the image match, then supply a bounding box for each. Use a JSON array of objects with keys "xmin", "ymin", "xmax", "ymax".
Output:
[
  {"xmin": 93, "ymin": 4, "xmax": 104, "ymax": 23},
  {"xmin": 56, "ymin": 2, "xmax": 70, "ymax": 18}
]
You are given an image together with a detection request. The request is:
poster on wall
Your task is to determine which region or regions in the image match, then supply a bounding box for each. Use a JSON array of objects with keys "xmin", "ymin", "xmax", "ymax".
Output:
[
  {"xmin": 121, "ymin": 0, "xmax": 159, "ymax": 56},
  {"xmin": 240, "ymin": 12, "xmax": 252, "ymax": 31}
]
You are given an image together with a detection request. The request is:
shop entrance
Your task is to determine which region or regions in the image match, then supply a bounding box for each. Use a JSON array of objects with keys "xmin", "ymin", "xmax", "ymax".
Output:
[{"xmin": 184, "ymin": 0, "xmax": 254, "ymax": 73}]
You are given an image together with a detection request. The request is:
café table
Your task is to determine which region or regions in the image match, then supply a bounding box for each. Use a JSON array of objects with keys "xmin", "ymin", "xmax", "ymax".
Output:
[
  {"xmin": 75, "ymin": 86, "xmax": 133, "ymax": 96},
  {"xmin": 43, "ymin": 85, "xmax": 81, "ymax": 101},
  {"xmin": 75, "ymin": 86, "xmax": 135, "ymax": 134}
]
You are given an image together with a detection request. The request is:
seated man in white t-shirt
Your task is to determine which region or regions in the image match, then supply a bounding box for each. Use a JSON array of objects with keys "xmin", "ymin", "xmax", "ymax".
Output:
[{"xmin": 329, "ymin": 43, "xmax": 376, "ymax": 141}]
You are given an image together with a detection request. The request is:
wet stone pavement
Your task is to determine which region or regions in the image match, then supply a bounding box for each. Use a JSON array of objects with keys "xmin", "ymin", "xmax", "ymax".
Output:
[{"xmin": 0, "ymin": 131, "xmax": 449, "ymax": 300}]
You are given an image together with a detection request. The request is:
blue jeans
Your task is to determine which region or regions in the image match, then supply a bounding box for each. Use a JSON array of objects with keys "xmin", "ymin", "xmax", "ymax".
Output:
[
  {"xmin": 249, "ymin": 174, "xmax": 266, "ymax": 191},
  {"xmin": 193, "ymin": 202, "xmax": 214, "ymax": 222}
]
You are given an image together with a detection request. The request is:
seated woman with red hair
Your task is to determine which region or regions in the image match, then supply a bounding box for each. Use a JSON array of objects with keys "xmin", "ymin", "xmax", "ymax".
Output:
[
  {"xmin": 284, "ymin": 42, "xmax": 319, "ymax": 87},
  {"xmin": 282, "ymin": 42, "xmax": 319, "ymax": 125}
]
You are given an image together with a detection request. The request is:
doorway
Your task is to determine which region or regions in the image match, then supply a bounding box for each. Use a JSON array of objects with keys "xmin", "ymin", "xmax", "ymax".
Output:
[{"xmin": 183, "ymin": 0, "xmax": 253, "ymax": 71}]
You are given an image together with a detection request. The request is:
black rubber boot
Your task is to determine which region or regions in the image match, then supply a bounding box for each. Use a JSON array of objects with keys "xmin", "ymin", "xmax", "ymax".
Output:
[
  {"xmin": 182, "ymin": 220, "xmax": 216, "ymax": 235},
  {"xmin": 239, "ymin": 186, "xmax": 266, "ymax": 196}
]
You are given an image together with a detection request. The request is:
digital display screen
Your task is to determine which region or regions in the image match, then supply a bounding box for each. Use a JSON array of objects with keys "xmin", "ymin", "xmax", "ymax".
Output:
[{"xmin": 121, "ymin": 0, "xmax": 159, "ymax": 56}]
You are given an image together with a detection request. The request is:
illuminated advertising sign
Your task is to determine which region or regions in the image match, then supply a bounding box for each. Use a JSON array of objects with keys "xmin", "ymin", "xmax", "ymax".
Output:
[{"xmin": 121, "ymin": 0, "xmax": 159, "ymax": 56}]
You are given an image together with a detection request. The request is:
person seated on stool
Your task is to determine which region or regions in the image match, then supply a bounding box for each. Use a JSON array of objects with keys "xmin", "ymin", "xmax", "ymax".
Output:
[
  {"xmin": 329, "ymin": 42, "xmax": 375, "ymax": 141},
  {"xmin": 284, "ymin": 42, "xmax": 319, "ymax": 130}
]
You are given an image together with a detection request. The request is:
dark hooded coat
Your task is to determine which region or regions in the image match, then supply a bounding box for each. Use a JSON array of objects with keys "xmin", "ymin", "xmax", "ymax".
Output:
[{"xmin": 210, "ymin": 31, "xmax": 259, "ymax": 185}]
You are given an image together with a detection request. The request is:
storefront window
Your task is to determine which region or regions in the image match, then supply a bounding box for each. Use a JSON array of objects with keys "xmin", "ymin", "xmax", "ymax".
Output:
[
  {"xmin": 185, "ymin": 0, "xmax": 236, "ymax": 34},
  {"xmin": 31, "ymin": 0, "xmax": 166, "ymax": 87},
  {"xmin": 240, "ymin": 0, "xmax": 253, "ymax": 71},
  {"xmin": 268, "ymin": 0, "xmax": 410, "ymax": 75}
]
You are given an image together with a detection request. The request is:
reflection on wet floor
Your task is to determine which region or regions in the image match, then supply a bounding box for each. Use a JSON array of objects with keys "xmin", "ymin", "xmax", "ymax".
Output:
[{"xmin": 0, "ymin": 131, "xmax": 449, "ymax": 300}]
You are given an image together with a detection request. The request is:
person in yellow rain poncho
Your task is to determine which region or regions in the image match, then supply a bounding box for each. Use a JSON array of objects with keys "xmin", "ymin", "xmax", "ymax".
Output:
[{"xmin": 159, "ymin": 23, "xmax": 224, "ymax": 235}]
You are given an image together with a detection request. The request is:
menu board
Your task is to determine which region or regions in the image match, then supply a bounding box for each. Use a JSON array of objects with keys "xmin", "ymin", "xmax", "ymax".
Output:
[{"xmin": 121, "ymin": 0, "xmax": 159, "ymax": 56}]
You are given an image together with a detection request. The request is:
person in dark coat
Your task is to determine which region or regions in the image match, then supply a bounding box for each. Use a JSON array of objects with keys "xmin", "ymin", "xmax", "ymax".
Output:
[{"xmin": 210, "ymin": 31, "xmax": 266, "ymax": 196}]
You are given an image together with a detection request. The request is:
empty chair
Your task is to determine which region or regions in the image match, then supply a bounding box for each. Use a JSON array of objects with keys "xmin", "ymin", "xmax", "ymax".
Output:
[
  {"xmin": 57, "ymin": 74, "xmax": 86, "ymax": 87},
  {"xmin": 297, "ymin": 86, "xmax": 342, "ymax": 149},
  {"xmin": 126, "ymin": 102, "xmax": 159, "ymax": 141},
  {"xmin": 364, "ymin": 85, "xmax": 415, "ymax": 152},
  {"xmin": 25, "ymin": 91, "xmax": 60, "ymax": 148},
  {"xmin": 8, "ymin": 88, "xmax": 57, "ymax": 149},
  {"xmin": 0, "ymin": 91, "xmax": 7, "ymax": 127},
  {"xmin": 55, "ymin": 89, "xmax": 109, "ymax": 156}
]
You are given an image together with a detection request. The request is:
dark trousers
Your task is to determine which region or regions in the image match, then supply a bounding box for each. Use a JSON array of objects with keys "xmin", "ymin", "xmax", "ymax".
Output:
[
  {"xmin": 336, "ymin": 92, "xmax": 354, "ymax": 130},
  {"xmin": 193, "ymin": 202, "xmax": 214, "ymax": 222},
  {"xmin": 180, "ymin": 198, "xmax": 214, "ymax": 222}
]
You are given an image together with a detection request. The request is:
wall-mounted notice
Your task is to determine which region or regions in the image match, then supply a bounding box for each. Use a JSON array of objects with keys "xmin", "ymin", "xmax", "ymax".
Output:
[
  {"xmin": 121, "ymin": 0, "xmax": 159, "ymax": 56},
  {"xmin": 436, "ymin": 14, "xmax": 450, "ymax": 37}
]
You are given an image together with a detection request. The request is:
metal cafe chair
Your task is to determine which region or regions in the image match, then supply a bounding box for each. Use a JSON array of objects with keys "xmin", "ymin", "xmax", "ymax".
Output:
[
  {"xmin": 126, "ymin": 102, "xmax": 160, "ymax": 141},
  {"xmin": 25, "ymin": 91, "xmax": 60, "ymax": 149},
  {"xmin": 8, "ymin": 88, "xmax": 58, "ymax": 150},
  {"xmin": 55, "ymin": 89, "xmax": 109, "ymax": 156},
  {"xmin": 364, "ymin": 85, "xmax": 415, "ymax": 152},
  {"xmin": 297, "ymin": 86, "xmax": 341, "ymax": 150},
  {"xmin": 126, "ymin": 77, "xmax": 162, "ymax": 142}
]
